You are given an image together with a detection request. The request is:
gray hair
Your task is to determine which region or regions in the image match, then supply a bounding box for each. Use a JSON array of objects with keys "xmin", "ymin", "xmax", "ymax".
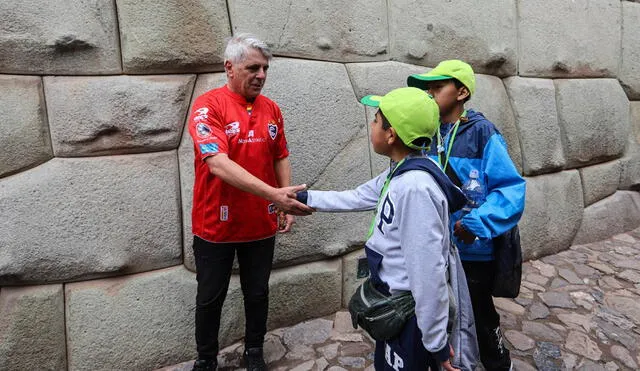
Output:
[{"xmin": 224, "ymin": 33, "xmax": 272, "ymax": 64}]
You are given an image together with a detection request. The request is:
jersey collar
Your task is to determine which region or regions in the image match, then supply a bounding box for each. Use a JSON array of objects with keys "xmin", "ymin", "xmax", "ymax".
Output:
[{"xmin": 223, "ymin": 85, "xmax": 260, "ymax": 106}]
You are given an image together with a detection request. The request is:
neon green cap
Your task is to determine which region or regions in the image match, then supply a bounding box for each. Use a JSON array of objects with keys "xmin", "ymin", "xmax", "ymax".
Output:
[
  {"xmin": 407, "ymin": 59, "xmax": 476, "ymax": 96},
  {"xmin": 360, "ymin": 87, "xmax": 440, "ymax": 150}
]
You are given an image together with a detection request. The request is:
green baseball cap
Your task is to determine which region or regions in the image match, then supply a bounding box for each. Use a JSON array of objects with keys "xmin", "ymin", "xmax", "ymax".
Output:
[
  {"xmin": 360, "ymin": 87, "xmax": 440, "ymax": 150},
  {"xmin": 407, "ymin": 59, "xmax": 476, "ymax": 96}
]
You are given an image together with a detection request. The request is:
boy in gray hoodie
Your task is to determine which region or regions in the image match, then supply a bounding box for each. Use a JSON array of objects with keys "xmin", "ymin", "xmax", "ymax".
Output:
[{"xmin": 296, "ymin": 87, "xmax": 473, "ymax": 370}]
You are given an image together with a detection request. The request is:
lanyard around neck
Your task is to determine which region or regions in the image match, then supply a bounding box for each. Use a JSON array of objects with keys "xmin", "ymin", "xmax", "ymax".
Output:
[
  {"xmin": 367, "ymin": 158, "xmax": 406, "ymax": 239},
  {"xmin": 437, "ymin": 110, "xmax": 467, "ymax": 171}
]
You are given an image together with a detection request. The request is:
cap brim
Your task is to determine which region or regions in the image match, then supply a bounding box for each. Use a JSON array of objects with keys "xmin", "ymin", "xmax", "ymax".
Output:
[
  {"xmin": 360, "ymin": 95, "xmax": 383, "ymax": 107},
  {"xmin": 407, "ymin": 74, "xmax": 453, "ymax": 89}
]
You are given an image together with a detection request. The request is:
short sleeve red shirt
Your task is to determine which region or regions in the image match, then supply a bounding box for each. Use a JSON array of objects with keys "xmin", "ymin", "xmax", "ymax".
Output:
[{"xmin": 188, "ymin": 85, "xmax": 289, "ymax": 243}]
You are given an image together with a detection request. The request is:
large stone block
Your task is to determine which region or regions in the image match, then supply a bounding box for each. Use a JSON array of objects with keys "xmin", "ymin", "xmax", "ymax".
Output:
[
  {"xmin": 555, "ymin": 79, "xmax": 629, "ymax": 168},
  {"xmin": 0, "ymin": 285, "xmax": 66, "ymax": 371},
  {"xmin": 573, "ymin": 191, "xmax": 640, "ymax": 245},
  {"xmin": 0, "ymin": 152, "xmax": 182, "ymax": 285},
  {"xmin": 0, "ymin": 76, "xmax": 52, "ymax": 178},
  {"xmin": 116, "ymin": 0, "xmax": 231, "ymax": 73},
  {"xmin": 268, "ymin": 259, "xmax": 342, "ymax": 330},
  {"xmin": 518, "ymin": 0, "xmax": 621, "ymax": 77},
  {"xmin": 44, "ymin": 75, "xmax": 196, "ymax": 157},
  {"xmin": 65, "ymin": 267, "xmax": 197, "ymax": 371},
  {"xmin": 228, "ymin": 0, "xmax": 388, "ymax": 62},
  {"xmin": 0, "ymin": 0, "xmax": 120, "ymax": 74},
  {"xmin": 469, "ymin": 74, "xmax": 522, "ymax": 173},
  {"xmin": 503, "ymin": 77, "xmax": 565, "ymax": 175},
  {"xmin": 519, "ymin": 171, "xmax": 584, "ymax": 260},
  {"xmin": 621, "ymin": 2, "xmax": 640, "ymax": 99},
  {"xmin": 388, "ymin": 0, "xmax": 517, "ymax": 76},
  {"xmin": 346, "ymin": 61, "xmax": 429, "ymax": 100},
  {"xmin": 579, "ymin": 160, "xmax": 622, "ymax": 207}
]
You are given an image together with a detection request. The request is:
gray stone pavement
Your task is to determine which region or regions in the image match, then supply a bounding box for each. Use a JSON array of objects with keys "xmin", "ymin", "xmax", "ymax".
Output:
[{"xmin": 158, "ymin": 227, "xmax": 640, "ymax": 370}]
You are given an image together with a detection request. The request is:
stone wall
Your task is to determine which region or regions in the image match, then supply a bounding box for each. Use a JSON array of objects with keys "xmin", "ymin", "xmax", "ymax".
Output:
[{"xmin": 1, "ymin": 1, "xmax": 639, "ymax": 369}]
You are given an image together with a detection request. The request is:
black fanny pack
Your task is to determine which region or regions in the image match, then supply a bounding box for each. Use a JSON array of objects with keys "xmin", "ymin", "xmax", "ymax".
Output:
[{"xmin": 348, "ymin": 278, "xmax": 415, "ymax": 341}]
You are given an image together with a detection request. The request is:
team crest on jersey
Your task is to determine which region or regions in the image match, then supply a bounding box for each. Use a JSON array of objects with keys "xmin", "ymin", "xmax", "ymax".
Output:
[
  {"xmin": 268, "ymin": 122, "xmax": 277, "ymax": 140},
  {"xmin": 225, "ymin": 121, "xmax": 240, "ymax": 137},
  {"xmin": 196, "ymin": 123, "xmax": 212, "ymax": 138}
]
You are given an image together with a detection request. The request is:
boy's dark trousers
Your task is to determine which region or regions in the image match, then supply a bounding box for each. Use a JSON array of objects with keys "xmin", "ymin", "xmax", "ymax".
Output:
[
  {"xmin": 462, "ymin": 261, "xmax": 512, "ymax": 371},
  {"xmin": 193, "ymin": 235, "xmax": 275, "ymax": 360},
  {"xmin": 374, "ymin": 316, "xmax": 438, "ymax": 371}
]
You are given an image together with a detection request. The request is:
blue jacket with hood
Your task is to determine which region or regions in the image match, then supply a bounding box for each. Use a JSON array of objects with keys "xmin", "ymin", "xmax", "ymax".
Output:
[{"xmin": 426, "ymin": 109, "xmax": 526, "ymax": 262}]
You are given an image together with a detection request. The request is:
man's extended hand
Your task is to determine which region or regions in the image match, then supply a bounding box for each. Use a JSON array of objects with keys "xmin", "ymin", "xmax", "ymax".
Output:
[
  {"xmin": 277, "ymin": 213, "xmax": 296, "ymax": 233},
  {"xmin": 454, "ymin": 220, "xmax": 476, "ymax": 244},
  {"xmin": 270, "ymin": 184, "xmax": 313, "ymax": 216}
]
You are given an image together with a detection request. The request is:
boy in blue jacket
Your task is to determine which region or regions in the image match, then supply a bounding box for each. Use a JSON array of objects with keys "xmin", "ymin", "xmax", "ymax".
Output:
[
  {"xmin": 297, "ymin": 87, "xmax": 475, "ymax": 370},
  {"xmin": 408, "ymin": 60, "xmax": 526, "ymax": 371}
]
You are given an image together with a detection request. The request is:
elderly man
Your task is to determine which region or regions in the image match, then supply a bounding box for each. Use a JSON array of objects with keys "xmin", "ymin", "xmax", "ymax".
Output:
[{"xmin": 187, "ymin": 33, "xmax": 312, "ymax": 371}]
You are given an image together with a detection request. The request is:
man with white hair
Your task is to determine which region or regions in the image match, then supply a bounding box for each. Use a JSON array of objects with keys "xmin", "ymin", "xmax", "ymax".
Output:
[{"xmin": 187, "ymin": 33, "xmax": 312, "ymax": 371}]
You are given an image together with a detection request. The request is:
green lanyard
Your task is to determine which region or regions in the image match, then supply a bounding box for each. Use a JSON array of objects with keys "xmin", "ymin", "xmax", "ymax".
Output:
[
  {"xmin": 367, "ymin": 159, "xmax": 406, "ymax": 239},
  {"xmin": 436, "ymin": 110, "xmax": 467, "ymax": 171}
]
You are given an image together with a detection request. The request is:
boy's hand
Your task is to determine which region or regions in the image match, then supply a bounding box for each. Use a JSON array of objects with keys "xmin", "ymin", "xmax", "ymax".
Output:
[
  {"xmin": 454, "ymin": 220, "xmax": 476, "ymax": 244},
  {"xmin": 441, "ymin": 359, "xmax": 460, "ymax": 371},
  {"xmin": 441, "ymin": 344, "xmax": 460, "ymax": 371}
]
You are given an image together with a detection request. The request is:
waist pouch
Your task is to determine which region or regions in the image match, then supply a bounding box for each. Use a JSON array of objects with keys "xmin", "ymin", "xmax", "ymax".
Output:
[{"xmin": 348, "ymin": 278, "xmax": 415, "ymax": 341}]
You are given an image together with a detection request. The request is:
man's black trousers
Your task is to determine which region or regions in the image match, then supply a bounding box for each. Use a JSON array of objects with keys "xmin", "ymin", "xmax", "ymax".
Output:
[{"xmin": 193, "ymin": 235, "xmax": 275, "ymax": 359}]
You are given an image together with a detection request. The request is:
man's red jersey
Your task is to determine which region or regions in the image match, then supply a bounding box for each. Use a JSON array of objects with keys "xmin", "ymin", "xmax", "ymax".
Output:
[{"xmin": 188, "ymin": 85, "xmax": 289, "ymax": 242}]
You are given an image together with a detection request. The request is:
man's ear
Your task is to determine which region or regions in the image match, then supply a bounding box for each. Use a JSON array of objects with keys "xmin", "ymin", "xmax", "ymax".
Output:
[
  {"xmin": 224, "ymin": 60, "xmax": 233, "ymax": 78},
  {"xmin": 457, "ymin": 86, "xmax": 470, "ymax": 102}
]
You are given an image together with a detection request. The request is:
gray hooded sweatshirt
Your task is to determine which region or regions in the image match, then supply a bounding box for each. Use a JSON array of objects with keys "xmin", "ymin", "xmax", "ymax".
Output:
[{"xmin": 306, "ymin": 156, "xmax": 453, "ymax": 356}]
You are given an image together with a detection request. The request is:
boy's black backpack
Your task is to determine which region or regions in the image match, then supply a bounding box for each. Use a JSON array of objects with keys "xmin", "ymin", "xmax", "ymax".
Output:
[{"xmin": 445, "ymin": 166, "xmax": 522, "ymax": 298}]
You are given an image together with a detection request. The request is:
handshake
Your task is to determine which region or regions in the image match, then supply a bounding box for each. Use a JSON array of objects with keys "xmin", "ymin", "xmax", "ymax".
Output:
[{"xmin": 270, "ymin": 184, "xmax": 315, "ymax": 233}]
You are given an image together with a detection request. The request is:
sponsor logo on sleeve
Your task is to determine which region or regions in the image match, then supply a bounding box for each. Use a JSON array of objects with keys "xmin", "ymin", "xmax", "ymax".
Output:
[
  {"xmin": 196, "ymin": 123, "xmax": 213, "ymax": 138},
  {"xmin": 225, "ymin": 121, "xmax": 240, "ymax": 137},
  {"xmin": 268, "ymin": 122, "xmax": 277, "ymax": 140},
  {"xmin": 193, "ymin": 107, "xmax": 209, "ymax": 122},
  {"xmin": 199, "ymin": 143, "xmax": 219, "ymax": 154},
  {"xmin": 220, "ymin": 205, "xmax": 229, "ymax": 221}
]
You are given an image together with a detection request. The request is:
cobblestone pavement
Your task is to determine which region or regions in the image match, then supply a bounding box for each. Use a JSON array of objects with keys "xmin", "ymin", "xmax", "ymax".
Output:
[{"xmin": 158, "ymin": 227, "xmax": 640, "ymax": 371}]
